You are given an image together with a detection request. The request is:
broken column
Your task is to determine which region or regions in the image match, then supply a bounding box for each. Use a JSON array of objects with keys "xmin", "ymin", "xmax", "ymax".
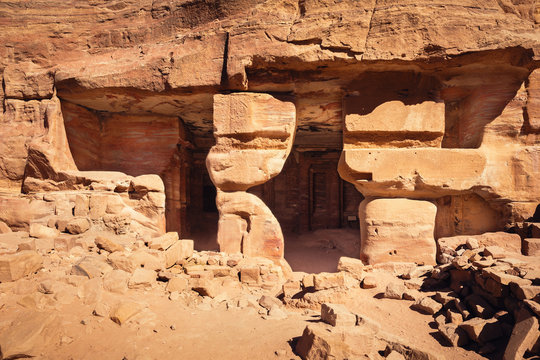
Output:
[
  {"xmin": 359, "ymin": 198, "xmax": 437, "ymax": 265},
  {"xmin": 206, "ymin": 93, "xmax": 296, "ymax": 263},
  {"xmin": 338, "ymin": 97, "xmax": 487, "ymax": 265}
]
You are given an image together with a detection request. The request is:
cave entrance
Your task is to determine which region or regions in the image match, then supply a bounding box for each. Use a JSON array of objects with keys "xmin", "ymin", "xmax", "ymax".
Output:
[
  {"xmin": 61, "ymin": 99, "xmax": 220, "ymax": 247},
  {"xmin": 249, "ymin": 150, "xmax": 363, "ymax": 273},
  {"xmin": 187, "ymin": 154, "xmax": 219, "ymax": 251}
]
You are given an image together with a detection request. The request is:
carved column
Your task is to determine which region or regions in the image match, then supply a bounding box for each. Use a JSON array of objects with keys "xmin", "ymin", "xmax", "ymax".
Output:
[
  {"xmin": 337, "ymin": 96, "xmax": 476, "ymax": 265},
  {"xmin": 206, "ymin": 93, "xmax": 296, "ymax": 263}
]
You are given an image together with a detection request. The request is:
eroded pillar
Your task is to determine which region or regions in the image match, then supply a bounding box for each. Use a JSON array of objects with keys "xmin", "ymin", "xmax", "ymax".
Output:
[
  {"xmin": 206, "ymin": 93, "xmax": 296, "ymax": 263},
  {"xmin": 359, "ymin": 198, "xmax": 437, "ymax": 265},
  {"xmin": 338, "ymin": 97, "xmax": 484, "ymax": 265}
]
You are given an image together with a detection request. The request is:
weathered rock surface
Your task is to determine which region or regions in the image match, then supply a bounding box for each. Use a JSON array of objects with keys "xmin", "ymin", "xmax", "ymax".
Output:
[
  {"xmin": 0, "ymin": 250, "xmax": 43, "ymax": 282},
  {"xmin": 0, "ymin": 1, "xmax": 539, "ymax": 357},
  {"xmin": 295, "ymin": 323, "xmax": 377, "ymax": 360},
  {"xmin": 321, "ymin": 303, "xmax": 357, "ymax": 327},
  {"xmin": 207, "ymin": 93, "xmax": 296, "ymax": 263},
  {"xmin": 359, "ymin": 198, "xmax": 437, "ymax": 265}
]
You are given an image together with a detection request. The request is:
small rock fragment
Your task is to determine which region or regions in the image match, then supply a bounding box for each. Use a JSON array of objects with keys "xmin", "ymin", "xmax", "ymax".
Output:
[
  {"xmin": 0, "ymin": 250, "xmax": 43, "ymax": 282},
  {"xmin": 128, "ymin": 268, "xmax": 156, "ymax": 289},
  {"xmin": 361, "ymin": 274, "xmax": 378, "ymax": 289},
  {"xmin": 411, "ymin": 297, "xmax": 442, "ymax": 315},
  {"xmin": 65, "ymin": 218, "xmax": 91, "ymax": 235},
  {"xmin": 384, "ymin": 282, "xmax": 406, "ymax": 299},
  {"xmin": 109, "ymin": 301, "xmax": 144, "ymax": 325},
  {"xmin": 95, "ymin": 236, "xmax": 124, "ymax": 253},
  {"xmin": 321, "ymin": 303, "xmax": 356, "ymax": 327}
]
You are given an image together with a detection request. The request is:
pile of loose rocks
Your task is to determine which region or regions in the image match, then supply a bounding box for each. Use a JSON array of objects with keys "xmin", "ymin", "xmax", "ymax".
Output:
[
  {"xmin": 380, "ymin": 233, "xmax": 539, "ymax": 359},
  {"xmin": 0, "ymin": 230, "xmax": 291, "ymax": 358},
  {"xmin": 295, "ymin": 302, "xmax": 439, "ymax": 360}
]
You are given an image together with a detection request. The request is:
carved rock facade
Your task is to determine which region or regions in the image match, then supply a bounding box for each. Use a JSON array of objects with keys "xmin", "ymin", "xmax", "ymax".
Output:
[{"xmin": 0, "ymin": 0, "xmax": 539, "ymax": 265}]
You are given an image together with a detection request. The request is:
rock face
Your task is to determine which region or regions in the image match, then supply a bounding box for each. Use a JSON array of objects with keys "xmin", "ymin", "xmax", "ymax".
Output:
[{"xmin": 0, "ymin": 0, "xmax": 539, "ymax": 264}]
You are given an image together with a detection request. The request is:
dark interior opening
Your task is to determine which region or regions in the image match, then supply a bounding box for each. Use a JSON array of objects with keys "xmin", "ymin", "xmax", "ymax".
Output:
[
  {"xmin": 249, "ymin": 149, "xmax": 364, "ymax": 273},
  {"xmin": 203, "ymin": 183, "xmax": 218, "ymax": 213}
]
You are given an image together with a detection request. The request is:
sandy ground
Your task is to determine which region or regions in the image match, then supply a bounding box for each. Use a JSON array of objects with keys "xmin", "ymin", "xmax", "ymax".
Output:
[
  {"xmin": 0, "ymin": 229, "xmax": 494, "ymax": 359},
  {"xmin": 193, "ymin": 226, "xmax": 361, "ymax": 273},
  {"xmin": 284, "ymin": 228, "xmax": 360, "ymax": 273},
  {"xmin": 1, "ymin": 279, "xmax": 487, "ymax": 360}
]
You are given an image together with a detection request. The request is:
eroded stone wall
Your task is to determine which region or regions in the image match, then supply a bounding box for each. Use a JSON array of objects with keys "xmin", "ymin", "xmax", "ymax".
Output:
[{"xmin": 0, "ymin": 0, "xmax": 539, "ymax": 265}]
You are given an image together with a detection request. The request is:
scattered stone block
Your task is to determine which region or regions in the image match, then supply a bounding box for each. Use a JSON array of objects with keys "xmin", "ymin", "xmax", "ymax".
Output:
[
  {"xmin": 373, "ymin": 262, "xmax": 416, "ymax": 277},
  {"xmin": 267, "ymin": 306, "xmax": 288, "ymax": 319},
  {"xmin": 103, "ymin": 269, "xmax": 129, "ymax": 294},
  {"xmin": 402, "ymin": 265, "xmax": 433, "ymax": 279},
  {"xmin": 93, "ymin": 302, "xmax": 110, "ymax": 317},
  {"xmin": 282, "ymin": 280, "xmax": 302, "ymax": 298},
  {"xmin": 65, "ymin": 218, "xmax": 90, "ymax": 234},
  {"xmin": 446, "ymin": 309, "xmax": 464, "ymax": 325},
  {"xmin": 522, "ymin": 238, "xmax": 540, "ymax": 256},
  {"xmin": 503, "ymin": 308, "xmax": 540, "ymax": 360},
  {"xmin": 321, "ymin": 303, "xmax": 357, "ymax": 327},
  {"xmin": 433, "ymin": 291, "xmax": 458, "ymax": 306},
  {"xmin": 0, "ymin": 310, "xmax": 60, "ymax": 359},
  {"xmin": 466, "ymin": 238, "xmax": 479, "ymax": 250},
  {"xmin": 128, "ymin": 268, "xmax": 156, "ymax": 289},
  {"xmin": 206, "ymin": 265, "xmax": 232, "ymax": 278},
  {"xmin": 258, "ymin": 295, "xmax": 282, "ymax": 311},
  {"xmin": 384, "ymin": 282, "xmax": 406, "ymax": 299},
  {"xmin": 109, "ymin": 301, "xmax": 144, "ymax": 325},
  {"xmin": 0, "ymin": 250, "xmax": 43, "ymax": 282},
  {"xmin": 71, "ymin": 256, "xmax": 112, "ymax": 278},
  {"xmin": 314, "ymin": 272, "xmax": 346, "ymax": 290},
  {"xmin": 29, "ymin": 223, "xmax": 58, "ymax": 239},
  {"xmin": 454, "ymin": 299, "xmax": 471, "ymax": 319},
  {"xmin": 130, "ymin": 250, "xmax": 164, "ymax": 271},
  {"xmin": 459, "ymin": 317, "xmax": 504, "ymax": 343},
  {"xmin": 17, "ymin": 238, "xmax": 36, "ymax": 251},
  {"xmin": 95, "ymin": 236, "xmax": 124, "ymax": 253},
  {"xmin": 411, "ymin": 297, "xmax": 442, "ymax": 315},
  {"xmin": 361, "ymin": 274, "xmax": 378, "ymax": 289},
  {"xmin": 466, "ymin": 294, "xmax": 495, "ymax": 318},
  {"xmin": 438, "ymin": 323, "xmax": 469, "ymax": 347},
  {"xmin": 473, "ymin": 258, "xmax": 495, "ymax": 268},
  {"xmin": 107, "ymin": 252, "xmax": 138, "ymax": 273},
  {"xmin": 483, "ymin": 267, "xmax": 532, "ymax": 286},
  {"xmin": 54, "ymin": 236, "xmax": 78, "ymax": 252},
  {"xmin": 510, "ymin": 283, "xmax": 540, "ymax": 300},
  {"xmin": 337, "ymin": 257, "xmax": 365, "ymax": 279},
  {"xmin": 296, "ymin": 324, "xmax": 376, "ymax": 360},
  {"xmin": 164, "ymin": 239, "xmax": 194, "ymax": 268},
  {"xmin": 74, "ymin": 195, "xmax": 89, "ymax": 216},
  {"xmin": 240, "ymin": 266, "xmax": 261, "ymax": 285},
  {"xmin": 302, "ymin": 274, "xmax": 315, "ymax": 288},
  {"xmin": 524, "ymin": 300, "xmax": 540, "ymax": 317},
  {"xmin": 484, "ymin": 246, "xmax": 507, "ymax": 259},
  {"xmin": 191, "ymin": 278, "xmax": 222, "ymax": 298},
  {"xmin": 147, "ymin": 232, "xmax": 178, "ymax": 250},
  {"xmin": 78, "ymin": 277, "xmax": 103, "ymax": 305},
  {"xmin": 402, "ymin": 289, "xmax": 421, "ymax": 301},
  {"xmin": 166, "ymin": 276, "xmax": 189, "ymax": 293}
]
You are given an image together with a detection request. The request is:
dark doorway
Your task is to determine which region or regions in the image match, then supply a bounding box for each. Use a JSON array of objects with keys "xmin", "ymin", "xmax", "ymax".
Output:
[
  {"xmin": 249, "ymin": 150, "xmax": 364, "ymax": 273},
  {"xmin": 309, "ymin": 165, "xmax": 341, "ymax": 231}
]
